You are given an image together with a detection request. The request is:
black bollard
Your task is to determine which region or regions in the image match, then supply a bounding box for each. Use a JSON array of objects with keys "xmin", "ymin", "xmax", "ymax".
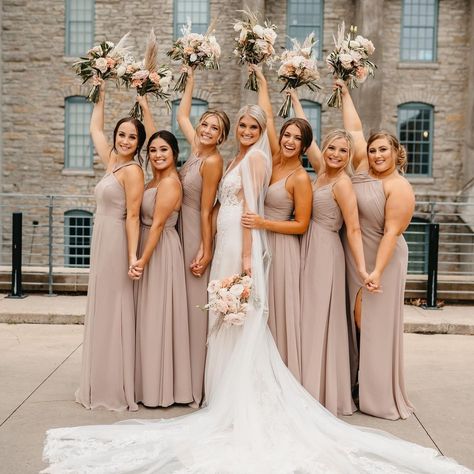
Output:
[
  {"xmin": 8, "ymin": 212, "xmax": 27, "ymax": 298},
  {"xmin": 423, "ymin": 223, "xmax": 439, "ymax": 309}
]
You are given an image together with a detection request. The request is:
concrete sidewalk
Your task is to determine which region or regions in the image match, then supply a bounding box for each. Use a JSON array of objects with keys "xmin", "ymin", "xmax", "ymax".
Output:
[
  {"xmin": 0, "ymin": 324, "xmax": 473, "ymax": 473},
  {"xmin": 0, "ymin": 293, "xmax": 473, "ymax": 334}
]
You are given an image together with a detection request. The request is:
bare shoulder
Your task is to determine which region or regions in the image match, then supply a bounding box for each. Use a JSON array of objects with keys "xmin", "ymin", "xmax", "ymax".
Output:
[
  {"xmin": 202, "ymin": 152, "xmax": 223, "ymax": 170},
  {"xmin": 122, "ymin": 162, "xmax": 144, "ymax": 180},
  {"xmin": 159, "ymin": 175, "xmax": 182, "ymax": 192},
  {"xmin": 385, "ymin": 173, "xmax": 414, "ymax": 197},
  {"xmin": 291, "ymin": 168, "xmax": 311, "ymax": 186}
]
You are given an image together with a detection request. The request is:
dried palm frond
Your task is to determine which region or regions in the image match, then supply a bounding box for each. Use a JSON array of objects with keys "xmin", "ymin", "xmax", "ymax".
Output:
[{"xmin": 144, "ymin": 29, "xmax": 158, "ymax": 73}]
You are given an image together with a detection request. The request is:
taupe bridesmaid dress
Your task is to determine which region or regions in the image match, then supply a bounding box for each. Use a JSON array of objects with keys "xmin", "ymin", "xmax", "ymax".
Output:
[
  {"xmin": 178, "ymin": 154, "xmax": 210, "ymax": 406},
  {"xmin": 135, "ymin": 182, "xmax": 193, "ymax": 407},
  {"xmin": 300, "ymin": 182, "xmax": 355, "ymax": 416},
  {"xmin": 343, "ymin": 170, "xmax": 414, "ymax": 420},
  {"xmin": 264, "ymin": 172, "xmax": 301, "ymax": 381},
  {"xmin": 75, "ymin": 161, "xmax": 139, "ymax": 411}
]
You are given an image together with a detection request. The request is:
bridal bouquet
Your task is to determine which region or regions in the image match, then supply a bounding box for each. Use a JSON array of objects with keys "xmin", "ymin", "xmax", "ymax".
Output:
[
  {"xmin": 326, "ymin": 22, "xmax": 376, "ymax": 108},
  {"xmin": 123, "ymin": 30, "xmax": 172, "ymax": 120},
  {"xmin": 233, "ymin": 9, "xmax": 277, "ymax": 91},
  {"xmin": 205, "ymin": 273, "xmax": 252, "ymax": 332},
  {"xmin": 277, "ymin": 33, "xmax": 321, "ymax": 117},
  {"xmin": 167, "ymin": 20, "xmax": 221, "ymax": 93},
  {"xmin": 73, "ymin": 33, "xmax": 133, "ymax": 103}
]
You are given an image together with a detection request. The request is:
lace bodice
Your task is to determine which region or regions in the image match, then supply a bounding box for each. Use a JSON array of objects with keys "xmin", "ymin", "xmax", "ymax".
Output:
[{"xmin": 218, "ymin": 166, "xmax": 243, "ymax": 208}]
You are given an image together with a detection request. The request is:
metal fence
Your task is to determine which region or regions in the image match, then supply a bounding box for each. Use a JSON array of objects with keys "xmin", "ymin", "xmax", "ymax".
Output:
[{"xmin": 1, "ymin": 192, "xmax": 474, "ymax": 298}]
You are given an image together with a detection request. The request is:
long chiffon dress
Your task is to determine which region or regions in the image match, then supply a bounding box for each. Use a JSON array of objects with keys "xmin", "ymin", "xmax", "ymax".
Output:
[
  {"xmin": 178, "ymin": 153, "xmax": 209, "ymax": 406},
  {"xmin": 134, "ymin": 183, "xmax": 193, "ymax": 407},
  {"xmin": 300, "ymin": 182, "xmax": 356, "ymax": 416},
  {"xmin": 343, "ymin": 170, "xmax": 414, "ymax": 420},
  {"xmin": 264, "ymin": 172, "xmax": 302, "ymax": 381},
  {"xmin": 75, "ymin": 161, "xmax": 139, "ymax": 412}
]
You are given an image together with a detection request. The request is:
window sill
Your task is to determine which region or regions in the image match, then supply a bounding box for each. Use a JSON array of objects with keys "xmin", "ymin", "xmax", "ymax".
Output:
[
  {"xmin": 397, "ymin": 62, "xmax": 439, "ymax": 70},
  {"xmin": 407, "ymin": 176, "xmax": 434, "ymax": 184},
  {"xmin": 62, "ymin": 169, "xmax": 95, "ymax": 177}
]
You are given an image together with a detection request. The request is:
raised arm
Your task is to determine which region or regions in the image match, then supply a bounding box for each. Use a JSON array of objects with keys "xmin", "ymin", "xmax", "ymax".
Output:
[
  {"xmin": 252, "ymin": 65, "xmax": 279, "ymax": 157},
  {"xmin": 288, "ymin": 89, "xmax": 323, "ymax": 174},
  {"xmin": 338, "ymin": 80, "xmax": 368, "ymax": 172},
  {"xmin": 89, "ymin": 79, "xmax": 113, "ymax": 167},
  {"xmin": 136, "ymin": 95, "xmax": 157, "ymax": 140},
  {"xmin": 176, "ymin": 66, "xmax": 197, "ymax": 146},
  {"xmin": 366, "ymin": 178, "xmax": 415, "ymax": 290}
]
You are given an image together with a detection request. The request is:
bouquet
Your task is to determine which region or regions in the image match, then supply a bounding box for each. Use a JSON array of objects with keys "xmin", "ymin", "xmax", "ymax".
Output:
[
  {"xmin": 73, "ymin": 33, "xmax": 133, "ymax": 103},
  {"xmin": 123, "ymin": 30, "xmax": 172, "ymax": 120},
  {"xmin": 205, "ymin": 273, "xmax": 252, "ymax": 333},
  {"xmin": 277, "ymin": 32, "xmax": 321, "ymax": 118},
  {"xmin": 326, "ymin": 22, "xmax": 376, "ymax": 108},
  {"xmin": 167, "ymin": 20, "xmax": 221, "ymax": 93},
  {"xmin": 233, "ymin": 9, "xmax": 277, "ymax": 91}
]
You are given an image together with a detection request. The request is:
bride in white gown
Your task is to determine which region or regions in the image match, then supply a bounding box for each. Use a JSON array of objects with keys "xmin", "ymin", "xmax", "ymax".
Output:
[{"xmin": 43, "ymin": 106, "xmax": 471, "ymax": 474}]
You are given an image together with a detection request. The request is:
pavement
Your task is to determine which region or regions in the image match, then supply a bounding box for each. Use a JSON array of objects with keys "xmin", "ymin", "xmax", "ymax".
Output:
[{"xmin": 0, "ymin": 295, "xmax": 473, "ymax": 473}]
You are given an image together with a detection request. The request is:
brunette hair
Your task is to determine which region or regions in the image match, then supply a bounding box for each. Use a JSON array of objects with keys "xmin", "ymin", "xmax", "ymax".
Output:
[
  {"xmin": 279, "ymin": 118, "xmax": 313, "ymax": 155},
  {"xmin": 197, "ymin": 110, "xmax": 231, "ymax": 145},
  {"xmin": 112, "ymin": 117, "xmax": 146, "ymax": 165},
  {"xmin": 367, "ymin": 131, "xmax": 407, "ymax": 174},
  {"xmin": 145, "ymin": 130, "xmax": 180, "ymax": 168}
]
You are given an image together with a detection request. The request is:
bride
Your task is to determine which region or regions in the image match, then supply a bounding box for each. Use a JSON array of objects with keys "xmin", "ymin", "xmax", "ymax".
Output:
[{"xmin": 43, "ymin": 106, "xmax": 470, "ymax": 473}]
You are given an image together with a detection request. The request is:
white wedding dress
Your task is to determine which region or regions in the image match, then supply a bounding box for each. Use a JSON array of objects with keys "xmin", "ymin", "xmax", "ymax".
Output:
[{"xmin": 43, "ymin": 133, "xmax": 471, "ymax": 474}]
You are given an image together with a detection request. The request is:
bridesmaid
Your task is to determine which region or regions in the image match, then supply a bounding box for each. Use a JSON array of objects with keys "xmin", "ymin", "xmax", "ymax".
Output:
[
  {"xmin": 339, "ymin": 80, "xmax": 415, "ymax": 420},
  {"xmin": 131, "ymin": 130, "xmax": 193, "ymax": 407},
  {"xmin": 140, "ymin": 85, "xmax": 230, "ymax": 407},
  {"xmin": 76, "ymin": 79, "xmax": 145, "ymax": 411},
  {"xmin": 289, "ymin": 91, "xmax": 367, "ymax": 416},
  {"xmin": 241, "ymin": 67, "xmax": 312, "ymax": 381}
]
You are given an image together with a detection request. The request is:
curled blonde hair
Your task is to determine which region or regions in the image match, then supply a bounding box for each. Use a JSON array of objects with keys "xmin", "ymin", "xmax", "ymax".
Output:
[
  {"xmin": 196, "ymin": 110, "xmax": 231, "ymax": 145},
  {"xmin": 320, "ymin": 129, "xmax": 355, "ymax": 172},
  {"xmin": 367, "ymin": 131, "xmax": 407, "ymax": 174}
]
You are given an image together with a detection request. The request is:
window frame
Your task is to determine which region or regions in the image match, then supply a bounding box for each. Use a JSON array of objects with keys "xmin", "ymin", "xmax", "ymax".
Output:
[
  {"xmin": 299, "ymin": 99, "xmax": 321, "ymax": 172},
  {"xmin": 173, "ymin": 0, "xmax": 210, "ymax": 38},
  {"xmin": 65, "ymin": 0, "xmax": 95, "ymax": 57},
  {"xmin": 404, "ymin": 217, "xmax": 429, "ymax": 274},
  {"xmin": 64, "ymin": 209, "xmax": 93, "ymax": 267}
]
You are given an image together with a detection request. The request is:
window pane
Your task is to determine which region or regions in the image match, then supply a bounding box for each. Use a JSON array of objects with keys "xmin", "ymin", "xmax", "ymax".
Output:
[
  {"xmin": 397, "ymin": 103, "xmax": 433, "ymax": 176},
  {"xmin": 171, "ymin": 98, "xmax": 208, "ymax": 167},
  {"xmin": 287, "ymin": 0, "xmax": 324, "ymax": 57},
  {"xmin": 66, "ymin": 0, "xmax": 94, "ymax": 56},
  {"xmin": 400, "ymin": 0, "xmax": 437, "ymax": 61},
  {"xmin": 65, "ymin": 97, "xmax": 93, "ymax": 169},
  {"xmin": 404, "ymin": 218, "xmax": 429, "ymax": 274},
  {"xmin": 300, "ymin": 100, "xmax": 321, "ymax": 171},
  {"xmin": 174, "ymin": 0, "xmax": 209, "ymax": 37},
  {"xmin": 64, "ymin": 210, "xmax": 93, "ymax": 267}
]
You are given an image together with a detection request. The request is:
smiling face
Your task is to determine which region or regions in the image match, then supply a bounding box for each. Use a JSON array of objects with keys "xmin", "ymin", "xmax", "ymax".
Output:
[
  {"xmin": 367, "ymin": 137, "xmax": 397, "ymax": 175},
  {"xmin": 323, "ymin": 137, "xmax": 350, "ymax": 170},
  {"xmin": 237, "ymin": 114, "xmax": 261, "ymax": 148},
  {"xmin": 197, "ymin": 114, "xmax": 222, "ymax": 147},
  {"xmin": 148, "ymin": 137, "xmax": 176, "ymax": 173},
  {"xmin": 114, "ymin": 122, "xmax": 139, "ymax": 158},
  {"xmin": 279, "ymin": 124, "xmax": 303, "ymax": 159}
]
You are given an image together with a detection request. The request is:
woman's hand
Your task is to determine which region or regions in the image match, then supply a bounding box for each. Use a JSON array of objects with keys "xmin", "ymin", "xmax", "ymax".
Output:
[
  {"xmin": 248, "ymin": 64, "xmax": 265, "ymax": 82},
  {"xmin": 241, "ymin": 211, "xmax": 265, "ymax": 230},
  {"xmin": 190, "ymin": 243, "xmax": 211, "ymax": 278},
  {"xmin": 128, "ymin": 257, "xmax": 144, "ymax": 280},
  {"xmin": 364, "ymin": 270, "xmax": 382, "ymax": 293},
  {"xmin": 334, "ymin": 79, "xmax": 349, "ymax": 96},
  {"xmin": 242, "ymin": 254, "xmax": 252, "ymax": 276},
  {"xmin": 135, "ymin": 94, "xmax": 148, "ymax": 108}
]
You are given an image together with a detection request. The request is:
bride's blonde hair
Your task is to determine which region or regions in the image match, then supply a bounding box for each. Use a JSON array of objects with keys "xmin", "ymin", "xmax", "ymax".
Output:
[{"xmin": 234, "ymin": 105, "xmax": 267, "ymax": 142}]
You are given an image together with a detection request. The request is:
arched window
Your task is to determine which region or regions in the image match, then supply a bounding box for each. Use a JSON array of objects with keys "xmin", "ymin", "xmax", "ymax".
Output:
[
  {"xmin": 64, "ymin": 210, "xmax": 93, "ymax": 267},
  {"xmin": 174, "ymin": 0, "xmax": 209, "ymax": 37},
  {"xmin": 404, "ymin": 217, "xmax": 429, "ymax": 274},
  {"xmin": 400, "ymin": 0, "xmax": 438, "ymax": 61},
  {"xmin": 65, "ymin": 96, "xmax": 93, "ymax": 170},
  {"xmin": 65, "ymin": 0, "xmax": 95, "ymax": 56},
  {"xmin": 299, "ymin": 100, "xmax": 321, "ymax": 171},
  {"xmin": 397, "ymin": 102, "xmax": 434, "ymax": 176},
  {"xmin": 287, "ymin": 0, "xmax": 324, "ymax": 57},
  {"xmin": 171, "ymin": 98, "xmax": 208, "ymax": 167}
]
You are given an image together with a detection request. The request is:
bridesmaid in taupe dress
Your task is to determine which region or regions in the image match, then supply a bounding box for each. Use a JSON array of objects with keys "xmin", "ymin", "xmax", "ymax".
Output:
[
  {"xmin": 339, "ymin": 80, "xmax": 416, "ymax": 420},
  {"xmin": 241, "ymin": 67, "xmax": 312, "ymax": 381},
  {"xmin": 140, "ymin": 82, "xmax": 229, "ymax": 406},
  {"xmin": 76, "ymin": 79, "xmax": 145, "ymax": 411},
  {"xmin": 132, "ymin": 131, "xmax": 192, "ymax": 407}
]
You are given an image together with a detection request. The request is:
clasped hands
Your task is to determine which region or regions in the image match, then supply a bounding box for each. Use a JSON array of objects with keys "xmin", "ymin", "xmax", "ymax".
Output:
[{"xmin": 128, "ymin": 259, "xmax": 144, "ymax": 280}]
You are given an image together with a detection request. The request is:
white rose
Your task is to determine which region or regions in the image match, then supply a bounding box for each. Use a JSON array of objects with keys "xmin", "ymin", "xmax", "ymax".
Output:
[
  {"xmin": 116, "ymin": 64, "xmax": 126, "ymax": 77},
  {"xmin": 262, "ymin": 28, "xmax": 277, "ymax": 44},
  {"xmin": 159, "ymin": 75, "xmax": 172, "ymax": 89},
  {"xmin": 229, "ymin": 283, "xmax": 244, "ymax": 297},
  {"xmin": 339, "ymin": 53, "xmax": 353, "ymax": 70},
  {"xmin": 349, "ymin": 40, "xmax": 361, "ymax": 49},
  {"xmin": 190, "ymin": 53, "xmax": 198, "ymax": 63},
  {"xmin": 94, "ymin": 57, "xmax": 108, "ymax": 73},
  {"xmin": 253, "ymin": 24, "xmax": 265, "ymax": 38}
]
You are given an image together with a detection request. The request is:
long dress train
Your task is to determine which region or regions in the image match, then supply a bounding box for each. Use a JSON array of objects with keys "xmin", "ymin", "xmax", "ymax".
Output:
[{"xmin": 43, "ymin": 137, "xmax": 470, "ymax": 473}]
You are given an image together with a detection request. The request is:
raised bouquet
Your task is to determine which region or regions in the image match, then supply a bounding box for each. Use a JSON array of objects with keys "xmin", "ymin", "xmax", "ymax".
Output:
[
  {"xmin": 123, "ymin": 30, "xmax": 172, "ymax": 120},
  {"xmin": 233, "ymin": 9, "xmax": 277, "ymax": 91},
  {"xmin": 277, "ymin": 33, "xmax": 321, "ymax": 118},
  {"xmin": 326, "ymin": 22, "xmax": 376, "ymax": 108},
  {"xmin": 73, "ymin": 33, "xmax": 133, "ymax": 103},
  {"xmin": 167, "ymin": 20, "xmax": 221, "ymax": 93},
  {"xmin": 205, "ymin": 273, "xmax": 252, "ymax": 333}
]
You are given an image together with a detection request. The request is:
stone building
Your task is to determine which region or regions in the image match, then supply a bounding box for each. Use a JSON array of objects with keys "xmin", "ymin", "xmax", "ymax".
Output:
[{"xmin": 0, "ymin": 0, "xmax": 473, "ymax": 293}]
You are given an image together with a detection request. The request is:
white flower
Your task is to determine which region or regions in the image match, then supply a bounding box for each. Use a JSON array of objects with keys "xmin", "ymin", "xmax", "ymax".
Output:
[
  {"xmin": 94, "ymin": 57, "xmax": 108, "ymax": 73},
  {"xmin": 116, "ymin": 64, "xmax": 126, "ymax": 77},
  {"xmin": 190, "ymin": 53, "xmax": 198, "ymax": 63},
  {"xmin": 355, "ymin": 35, "xmax": 375, "ymax": 55},
  {"xmin": 224, "ymin": 312, "xmax": 246, "ymax": 326},
  {"xmin": 106, "ymin": 41, "xmax": 115, "ymax": 48},
  {"xmin": 349, "ymin": 40, "xmax": 361, "ymax": 49},
  {"xmin": 229, "ymin": 283, "xmax": 244, "ymax": 297},
  {"xmin": 263, "ymin": 28, "xmax": 277, "ymax": 44},
  {"xmin": 159, "ymin": 74, "xmax": 172, "ymax": 89},
  {"xmin": 239, "ymin": 28, "xmax": 248, "ymax": 43},
  {"xmin": 208, "ymin": 280, "xmax": 221, "ymax": 294},
  {"xmin": 253, "ymin": 24, "xmax": 265, "ymax": 38},
  {"xmin": 339, "ymin": 53, "xmax": 353, "ymax": 70}
]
